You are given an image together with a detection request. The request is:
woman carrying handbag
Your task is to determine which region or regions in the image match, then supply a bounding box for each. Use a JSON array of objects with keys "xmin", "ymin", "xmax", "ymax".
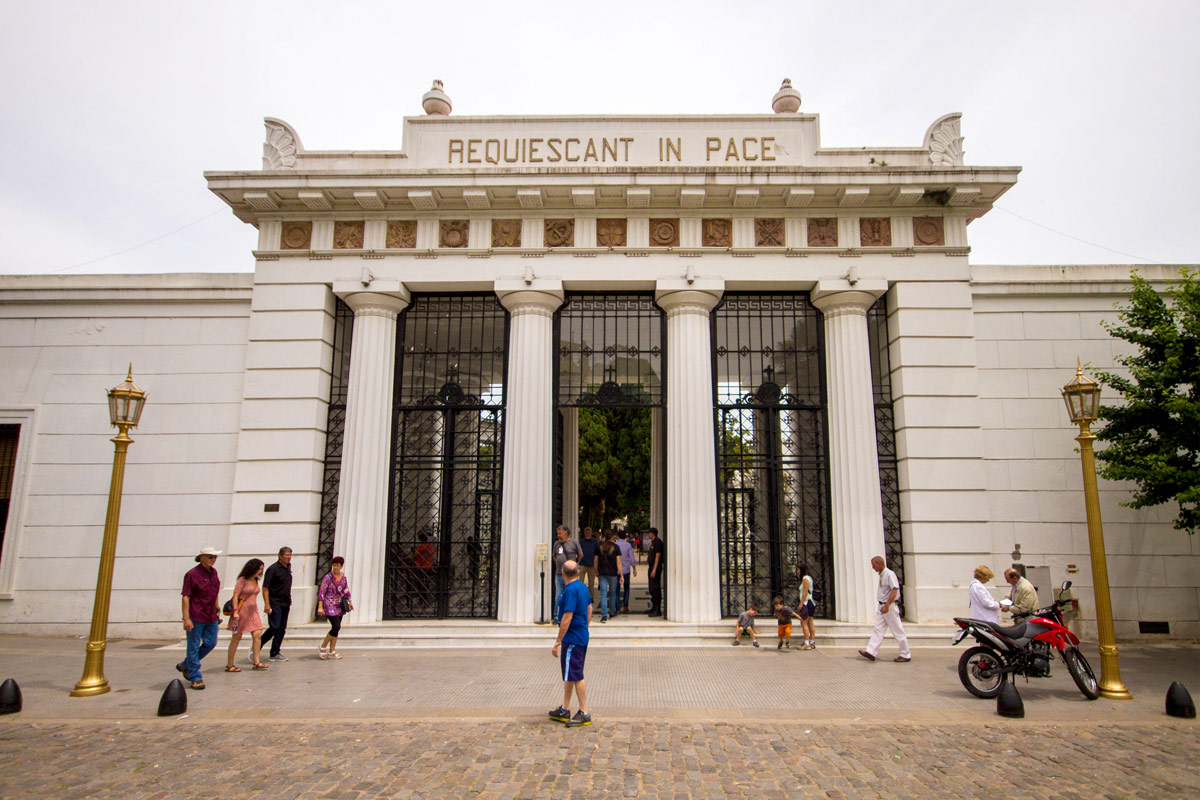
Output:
[
  {"xmin": 225, "ymin": 558, "xmax": 268, "ymax": 671},
  {"xmin": 317, "ymin": 556, "xmax": 353, "ymax": 659}
]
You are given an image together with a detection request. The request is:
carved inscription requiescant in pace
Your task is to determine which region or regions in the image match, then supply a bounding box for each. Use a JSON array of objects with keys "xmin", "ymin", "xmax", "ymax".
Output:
[{"xmin": 447, "ymin": 135, "xmax": 778, "ymax": 165}]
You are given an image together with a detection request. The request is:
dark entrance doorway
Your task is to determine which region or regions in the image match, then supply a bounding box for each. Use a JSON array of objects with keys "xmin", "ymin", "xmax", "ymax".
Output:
[
  {"xmin": 713, "ymin": 293, "xmax": 834, "ymax": 618},
  {"xmin": 383, "ymin": 294, "xmax": 509, "ymax": 619}
]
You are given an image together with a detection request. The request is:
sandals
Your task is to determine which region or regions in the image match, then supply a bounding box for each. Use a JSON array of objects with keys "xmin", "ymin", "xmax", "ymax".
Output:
[
  {"xmin": 252, "ymin": 662, "xmax": 270, "ymax": 670},
  {"xmin": 224, "ymin": 665, "xmax": 241, "ymax": 673}
]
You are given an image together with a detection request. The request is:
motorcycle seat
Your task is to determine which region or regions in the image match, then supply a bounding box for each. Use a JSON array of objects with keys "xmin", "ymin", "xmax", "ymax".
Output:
[{"xmin": 991, "ymin": 622, "xmax": 1028, "ymax": 639}]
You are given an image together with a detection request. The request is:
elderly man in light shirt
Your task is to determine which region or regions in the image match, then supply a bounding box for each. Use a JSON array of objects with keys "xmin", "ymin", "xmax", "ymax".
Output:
[
  {"xmin": 1004, "ymin": 568, "xmax": 1039, "ymax": 617},
  {"xmin": 859, "ymin": 556, "xmax": 912, "ymax": 663}
]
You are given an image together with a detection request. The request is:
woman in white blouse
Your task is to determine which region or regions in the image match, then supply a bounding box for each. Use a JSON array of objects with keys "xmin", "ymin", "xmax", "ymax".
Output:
[{"xmin": 968, "ymin": 565, "xmax": 1002, "ymax": 624}]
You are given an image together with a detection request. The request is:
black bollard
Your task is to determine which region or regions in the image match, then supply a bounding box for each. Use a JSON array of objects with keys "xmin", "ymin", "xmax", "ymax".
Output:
[
  {"xmin": 0, "ymin": 678, "xmax": 21, "ymax": 714},
  {"xmin": 1166, "ymin": 682, "xmax": 1196, "ymax": 719},
  {"xmin": 997, "ymin": 680, "xmax": 1024, "ymax": 718},
  {"xmin": 157, "ymin": 678, "xmax": 188, "ymax": 717}
]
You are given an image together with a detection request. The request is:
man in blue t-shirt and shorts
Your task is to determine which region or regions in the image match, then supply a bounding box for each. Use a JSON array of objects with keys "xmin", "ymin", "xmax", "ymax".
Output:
[{"xmin": 549, "ymin": 559, "xmax": 593, "ymax": 727}]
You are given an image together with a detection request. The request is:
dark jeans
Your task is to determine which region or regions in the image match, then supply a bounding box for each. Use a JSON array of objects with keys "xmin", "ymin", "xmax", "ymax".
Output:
[
  {"xmin": 619, "ymin": 572, "xmax": 631, "ymax": 608},
  {"xmin": 648, "ymin": 569, "xmax": 662, "ymax": 612},
  {"xmin": 260, "ymin": 602, "xmax": 290, "ymax": 657}
]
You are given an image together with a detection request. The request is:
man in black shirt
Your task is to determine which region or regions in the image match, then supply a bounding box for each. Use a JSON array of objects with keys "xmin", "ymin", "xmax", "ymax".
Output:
[
  {"xmin": 646, "ymin": 528, "xmax": 664, "ymax": 617},
  {"xmin": 260, "ymin": 546, "xmax": 293, "ymax": 662}
]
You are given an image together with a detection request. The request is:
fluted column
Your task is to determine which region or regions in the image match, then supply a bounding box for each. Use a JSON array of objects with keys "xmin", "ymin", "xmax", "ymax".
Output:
[
  {"xmin": 811, "ymin": 280, "xmax": 888, "ymax": 623},
  {"xmin": 655, "ymin": 280, "xmax": 724, "ymax": 623},
  {"xmin": 332, "ymin": 282, "xmax": 411, "ymax": 624},
  {"xmin": 495, "ymin": 281, "xmax": 564, "ymax": 623}
]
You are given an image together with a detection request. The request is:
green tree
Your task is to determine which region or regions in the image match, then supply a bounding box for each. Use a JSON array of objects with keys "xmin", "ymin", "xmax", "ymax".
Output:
[
  {"xmin": 576, "ymin": 407, "xmax": 652, "ymax": 532},
  {"xmin": 1095, "ymin": 269, "xmax": 1200, "ymax": 533}
]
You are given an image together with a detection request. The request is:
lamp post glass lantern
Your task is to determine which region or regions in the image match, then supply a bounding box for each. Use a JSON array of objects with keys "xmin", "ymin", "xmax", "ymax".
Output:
[
  {"xmin": 1060, "ymin": 360, "xmax": 1131, "ymax": 700},
  {"xmin": 70, "ymin": 366, "xmax": 147, "ymax": 697}
]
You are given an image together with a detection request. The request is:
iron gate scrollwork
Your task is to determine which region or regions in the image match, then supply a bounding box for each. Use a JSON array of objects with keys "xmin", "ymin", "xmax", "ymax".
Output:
[
  {"xmin": 713, "ymin": 294, "xmax": 833, "ymax": 618},
  {"xmin": 868, "ymin": 300, "xmax": 904, "ymax": 594},
  {"xmin": 384, "ymin": 294, "xmax": 508, "ymax": 619},
  {"xmin": 317, "ymin": 298, "xmax": 354, "ymax": 585}
]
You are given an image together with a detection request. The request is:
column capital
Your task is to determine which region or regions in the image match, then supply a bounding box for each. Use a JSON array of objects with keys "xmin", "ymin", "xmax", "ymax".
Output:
[
  {"xmin": 655, "ymin": 278, "xmax": 724, "ymax": 316},
  {"xmin": 495, "ymin": 280, "xmax": 564, "ymax": 317},
  {"xmin": 809, "ymin": 280, "xmax": 888, "ymax": 316},
  {"xmin": 333, "ymin": 280, "xmax": 411, "ymax": 316}
]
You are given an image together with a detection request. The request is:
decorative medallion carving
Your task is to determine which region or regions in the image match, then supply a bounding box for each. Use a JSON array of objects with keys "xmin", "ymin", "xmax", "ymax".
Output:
[
  {"xmin": 924, "ymin": 112, "xmax": 965, "ymax": 167},
  {"xmin": 333, "ymin": 221, "xmax": 365, "ymax": 249},
  {"xmin": 263, "ymin": 117, "xmax": 301, "ymax": 170},
  {"xmin": 491, "ymin": 219, "xmax": 521, "ymax": 248},
  {"xmin": 596, "ymin": 218, "xmax": 627, "ymax": 247},
  {"xmin": 807, "ymin": 218, "xmax": 838, "ymax": 247},
  {"xmin": 440, "ymin": 220, "xmax": 469, "ymax": 248},
  {"xmin": 386, "ymin": 220, "xmax": 417, "ymax": 249},
  {"xmin": 280, "ymin": 221, "xmax": 312, "ymax": 250},
  {"xmin": 703, "ymin": 219, "xmax": 732, "ymax": 247},
  {"xmin": 913, "ymin": 217, "xmax": 945, "ymax": 246},
  {"xmin": 755, "ymin": 218, "xmax": 785, "ymax": 247},
  {"xmin": 649, "ymin": 219, "xmax": 680, "ymax": 247},
  {"xmin": 860, "ymin": 218, "xmax": 891, "ymax": 247},
  {"xmin": 545, "ymin": 219, "xmax": 574, "ymax": 248}
]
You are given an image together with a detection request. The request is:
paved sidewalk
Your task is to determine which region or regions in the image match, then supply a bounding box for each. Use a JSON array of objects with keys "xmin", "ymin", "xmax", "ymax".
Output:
[{"xmin": 0, "ymin": 636, "xmax": 1196, "ymax": 798}]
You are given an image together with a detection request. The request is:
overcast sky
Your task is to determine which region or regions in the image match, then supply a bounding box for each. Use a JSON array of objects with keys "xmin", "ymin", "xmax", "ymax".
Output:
[{"xmin": 1, "ymin": 1, "xmax": 1196, "ymax": 275}]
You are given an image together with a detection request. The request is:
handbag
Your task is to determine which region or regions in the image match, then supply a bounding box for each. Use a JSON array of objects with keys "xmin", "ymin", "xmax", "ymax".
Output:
[
  {"xmin": 222, "ymin": 599, "xmax": 234, "ymax": 616},
  {"xmin": 339, "ymin": 596, "xmax": 351, "ymax": 614}
]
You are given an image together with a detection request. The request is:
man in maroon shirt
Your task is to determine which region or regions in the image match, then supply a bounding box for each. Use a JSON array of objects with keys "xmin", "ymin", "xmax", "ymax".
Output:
[{"xmin": 177, "ymin": 546, "xmax": 222, "ymax": 689}]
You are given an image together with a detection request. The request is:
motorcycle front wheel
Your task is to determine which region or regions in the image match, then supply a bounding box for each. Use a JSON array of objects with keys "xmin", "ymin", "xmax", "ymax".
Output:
[
  {"xmin": 1062, "ymin": 647, "xmax": 1100, "ymax": 700},
  {"xmin": 958, "ymin": 646, "xmax": 1006, "ymax": 698}
]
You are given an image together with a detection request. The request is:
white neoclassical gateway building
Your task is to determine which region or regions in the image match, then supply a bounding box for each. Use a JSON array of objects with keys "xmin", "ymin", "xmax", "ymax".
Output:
[{"xmin": 1, "ymin": 82, "xmax": 1196, "ymax": 640}]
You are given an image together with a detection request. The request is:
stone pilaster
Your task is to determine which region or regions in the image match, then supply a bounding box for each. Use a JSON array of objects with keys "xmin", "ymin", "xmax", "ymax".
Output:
[
  {"xmin": 810, "ymin": 280, "xmax": 888, "ymax": 623},
  {"xmin": 331, "ymin": 282, "xmax": 411, "ymax": 623},
  {"xmin": 655, "ymin": 279, "xmax": 724, "ymax": 623},
  {"xmin": 495, "ymin": 281, "xmax": 565, "ymax": 623}
]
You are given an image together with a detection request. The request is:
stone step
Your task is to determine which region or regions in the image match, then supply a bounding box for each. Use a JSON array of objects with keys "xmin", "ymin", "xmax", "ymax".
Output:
[{"xmin": 266, "ymin": 619, "xmax": 958, "ymax": 649}]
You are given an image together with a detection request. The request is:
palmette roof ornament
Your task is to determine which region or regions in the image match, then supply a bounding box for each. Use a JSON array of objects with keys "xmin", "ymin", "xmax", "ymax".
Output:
[
  {"xmin": 262, "ymin": 117, "xmax": 302, "ymax": 170},
  {"xmin": 924, "ymin": 112, "xmax": 965, "ymax": 167},
  {"xmin": 422, "ymin": 80, "xmax": 452, "ymax": 116},
  {"xmin": 771, "ymin": 78, "xmax": 802, "ymax": 114}
]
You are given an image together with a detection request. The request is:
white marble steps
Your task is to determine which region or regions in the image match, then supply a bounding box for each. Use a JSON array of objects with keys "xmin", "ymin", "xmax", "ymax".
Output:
[{"xmin": 273, "ymin": 619, "xmax": 959, "ymax": 649}]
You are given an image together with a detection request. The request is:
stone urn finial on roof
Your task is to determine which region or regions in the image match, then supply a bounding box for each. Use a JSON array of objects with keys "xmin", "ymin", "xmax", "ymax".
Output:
[
  {"xmin": 422, "ymin": 80, "xmax": 452, "ymax": 116},
  {"xmin": 771, "ymin": 78, "xmax": 801, "ymax": 114}
]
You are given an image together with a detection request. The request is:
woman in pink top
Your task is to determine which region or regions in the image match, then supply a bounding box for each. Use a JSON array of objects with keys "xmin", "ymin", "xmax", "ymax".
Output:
[
  {"xmin": 225, "ymin": 558, "xmax": 267, "ymax": 671},
  {"xmin": 317, "ymin": 556, "xmax": 353, "ymax": 658}
]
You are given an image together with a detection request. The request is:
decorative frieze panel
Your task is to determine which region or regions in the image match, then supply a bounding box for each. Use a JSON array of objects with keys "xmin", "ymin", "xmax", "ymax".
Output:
[
  {"xmin": 755, "ymin": 218, "xmax": 785, "ymax": 247},
  {"xmin": 439, "ymin": 220, "xmax": 469, "ymax": 248},
  {"xmin": 491, "ymin": 219, "xmax": 521, "ymax": 248},
  {"xmin": 333, "ymin": 221, "xmax": 365, "ymax": 249},
  {"xmin": 386, "ymin": 221, "xmax": 417, "ymax": 249},
  {"xmin": 544, "ymin": 219, "xmax": 574, "ymax": 248},
  {"xmin": 913, "ymin": 217, "xmax": 945, "ymax": 246},
  {"xmin": 703, "ymin": 219, "xmax": 732, "ymax": 247},
  {"xmin": 860, "ymin": 218, "xmax": 891, "ymax": 247},
  {"xmin": 649, "ymin": 218, "xmax": 680, "ymax": 247},
  {"xmin": 597, "ymin": 218, "xmax": 627, "ymax": 247},
  {"xmin": 281, "ymin": 221, "xmax": 312, "ymax": 250},
  {"xmin": 808, "ymin": 218, "xmax": 838, "ymax": 247}
]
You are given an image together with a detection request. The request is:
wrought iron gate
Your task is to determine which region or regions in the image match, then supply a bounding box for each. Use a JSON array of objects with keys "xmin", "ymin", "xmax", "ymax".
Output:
[
  {"xmin": 384, "ymin": 294, "xmax": 508, "ymax": 619},
  {"xmin": 713, "ymin": 294, "xmax": 833, "ymax": 617}
]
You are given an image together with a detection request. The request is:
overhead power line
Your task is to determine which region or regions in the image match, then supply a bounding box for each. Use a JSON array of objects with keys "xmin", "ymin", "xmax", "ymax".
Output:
[
  {"xmin": 994, "ymin": 206, "xmax": 1164, "ymax": 265},
  {"xmin": 49, "ymin": 210, "xmax": 225, "ymax": 274}
]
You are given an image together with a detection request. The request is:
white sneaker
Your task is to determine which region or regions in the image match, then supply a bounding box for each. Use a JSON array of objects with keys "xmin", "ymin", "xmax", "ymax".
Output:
[
  {"xmin": 269, "ymin": 654, "xmax": 288, "ymax": 662},
  {"xmin": 329, "ymin": 650, "xmax": 342, "ymax": 659}
]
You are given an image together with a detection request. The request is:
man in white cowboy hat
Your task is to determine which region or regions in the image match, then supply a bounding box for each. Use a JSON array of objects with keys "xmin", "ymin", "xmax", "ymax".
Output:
[{"xmin": 177, "ymin": 546, "xmax": 222, "ymax": 689}]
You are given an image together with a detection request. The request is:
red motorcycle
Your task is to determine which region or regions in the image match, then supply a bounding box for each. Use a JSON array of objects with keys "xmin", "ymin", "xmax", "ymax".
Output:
[{"xmin": 953, "ymin": 581, "xmax": 1099, "ymax": 700}]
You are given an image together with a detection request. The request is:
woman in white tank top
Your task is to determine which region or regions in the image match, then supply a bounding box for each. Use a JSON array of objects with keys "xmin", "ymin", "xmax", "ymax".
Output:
[{"xmin": 796, "ymin": 565, "xmax": 817, "ymax": 649}]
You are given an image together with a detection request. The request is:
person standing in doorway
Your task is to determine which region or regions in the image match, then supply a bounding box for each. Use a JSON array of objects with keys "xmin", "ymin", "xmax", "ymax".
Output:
[
  {"xmin": 859, "ymin": 556, "xmax": 911, "ymax": 663},
  {"xmin": 177, "ymin": 546, "xmax": 222, "ymax": 690},
  {"xmin": 578, "ymin": 527, "xmax": 598, "ymax": 601},
  {"xmin": 548, "ymin": 560, "xmax": 592, "ymax": 727},
  {"xmin": 552, "ymin": 526, "xmax": 582, "ymax": 624},
  {"xmin": 646, "ymin": 527, "xmax": 664, "ymax": 617},
  {"xmin": 614, "ymin": 530, "xmax": 636, "ymax": 613},
  {"xmin": 260, "ymin": 546, "xmax": 293, "ymax": 662},
  {"xmin": 595, "ymin": 531, "xmax": 622, "ymax": 622}
]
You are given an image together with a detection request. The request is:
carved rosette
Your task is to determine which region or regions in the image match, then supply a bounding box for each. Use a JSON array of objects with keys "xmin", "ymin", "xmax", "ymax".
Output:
[
  {"xmin": 859, "ymin": 218, "xmax": 891, "ymax": 247},
  {"xmin": 925, "ymin": 113, "xmax": 965, "ymax": 167},
  {"xmin": 333, "ymin": 221, "xmax": 365, "ymax": 249},
  {"xmin": 702, "ymin": 219, "xmax": 732, "ymax": 248},
  {"xmin": 263, "ymin": 118, "xmax": 301, "ymax": 170},
  {"xmin": 807, "ymin": 218, "xmax": 838, "ymax": 247},
  {"xmin": 544, "ymin": 219, "xmax": 574, "ymax": 248},
  {"xmin": 439, "ymin": 220, "xmax": 469, "ymax": 248},
  {"xmin": 386, "ymin": 220, "xmax": 417, "ymax": 249},
  {"xmin": 597, "ymin": 218, "xmax": 627, "ymax": 247},
  {"xmin": 913, "ymin": 217, "xmax": 945, "ymax": 246},
  {"xmin": 755, "ymin": 218, "xmax": 785, "ymax": 247},
  {"xmin": 492, "ymin": 219, "xmax": 521, "ymax": 248},
  {"xmin": 280, "ymin": 221, "xmax": 312, "ymax": 250},
  {"xmin": 649, "ymin": 219, "xmax": 680, "ymax": 247}
]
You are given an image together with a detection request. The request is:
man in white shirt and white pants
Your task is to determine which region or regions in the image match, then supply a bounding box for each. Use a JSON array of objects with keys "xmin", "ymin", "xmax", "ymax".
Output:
[{"xmin": 859, "ymin": 556, "xmax": 912, "ymax": 663}]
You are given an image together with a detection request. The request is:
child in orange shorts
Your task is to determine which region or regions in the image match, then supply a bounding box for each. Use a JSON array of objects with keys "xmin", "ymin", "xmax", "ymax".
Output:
[{"xmin": 772, "ymin": 595, "xmax": 802, "ymax": 650}]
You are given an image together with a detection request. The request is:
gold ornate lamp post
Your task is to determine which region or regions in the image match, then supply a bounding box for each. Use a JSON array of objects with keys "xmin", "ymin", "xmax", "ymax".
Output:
[
  {"xmin": 1061, "ymin": 361, "xmax": 1132, "ymax": 700},
  {"xmin": 70, "ymin": 367, "xmax": 147, "ymax": 697}
]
